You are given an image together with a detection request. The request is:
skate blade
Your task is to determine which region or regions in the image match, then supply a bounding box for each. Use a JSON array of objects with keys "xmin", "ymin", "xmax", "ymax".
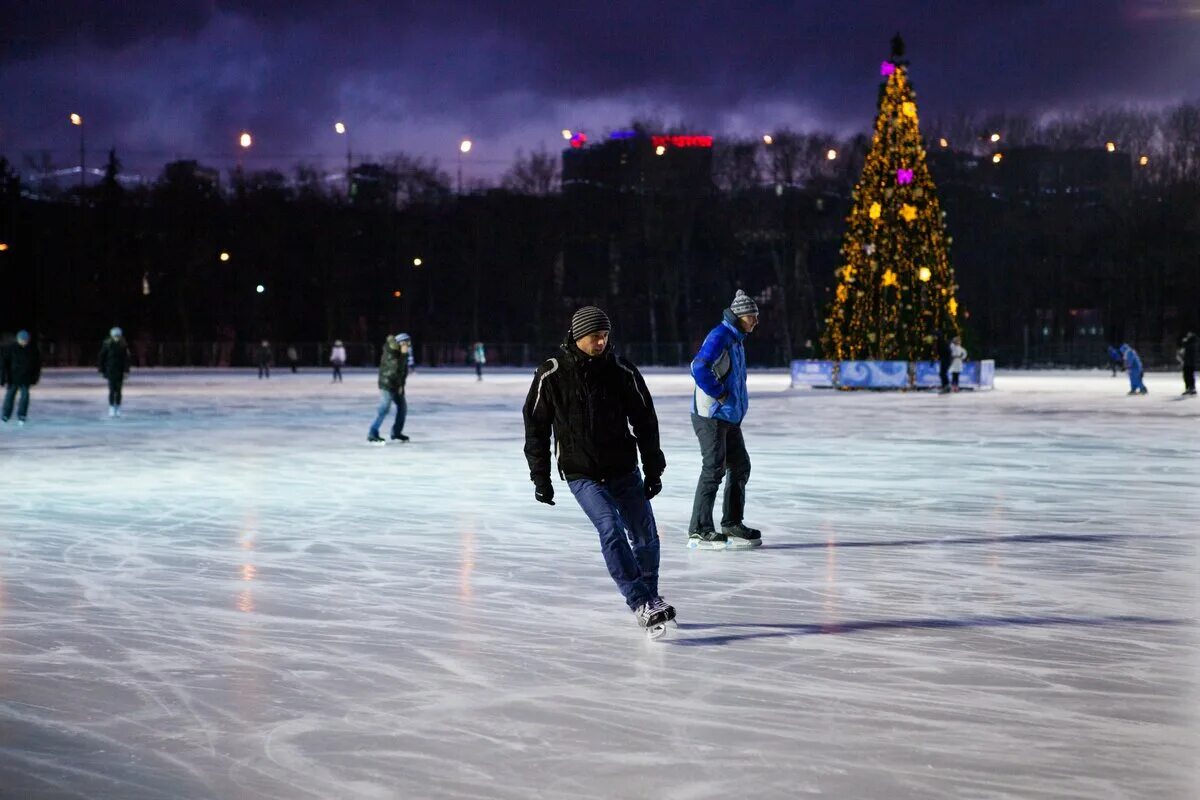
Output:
[
  {"xmin": 646, "ymin": 623, "xmax": 669, "ymax": 640},
  {"xmin": 687, "ymin": 540, "xmax": 727, "ymax": 551},
  {"xmin": 725, "ymin": 538, "xmax": 762, "ymax": 549}
]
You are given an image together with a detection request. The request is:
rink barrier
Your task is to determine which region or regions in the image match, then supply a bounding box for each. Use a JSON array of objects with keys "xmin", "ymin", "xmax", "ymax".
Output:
[{"xmin": 790, "ymin": 360, "xmax": 996, "ymax": 390}]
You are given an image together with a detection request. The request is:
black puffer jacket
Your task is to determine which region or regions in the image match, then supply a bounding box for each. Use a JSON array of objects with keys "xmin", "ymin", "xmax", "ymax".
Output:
[
  {"xmin": 98, "ymin": 338, "xmax": 132, "ymax": 380},
  {"xmin": 1, "ymin": 342, "xmax": 42, "ymax": 386},
  {"xmin": 523, "ymin": 341, "xmax": 665, "ymax": 483}
]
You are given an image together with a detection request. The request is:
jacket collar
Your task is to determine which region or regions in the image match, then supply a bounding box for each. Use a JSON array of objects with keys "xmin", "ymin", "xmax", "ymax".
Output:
[{"xmin": 721, "ymin": 309, "xmax": 747, "ymax": 341}]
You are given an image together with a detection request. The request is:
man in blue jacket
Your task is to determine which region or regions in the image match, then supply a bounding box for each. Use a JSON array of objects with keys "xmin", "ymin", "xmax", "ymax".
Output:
[{"xmin": 688, "ymin": 290, "xmax": 762, "ymax": 549}]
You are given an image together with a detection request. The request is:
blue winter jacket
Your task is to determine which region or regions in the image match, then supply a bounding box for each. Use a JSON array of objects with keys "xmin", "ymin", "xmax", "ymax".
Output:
[
  {"xmin": 1120, "ymin": 344, "xmax": 1142, "ymax": 371},
  {"xmin": 691, "ymin": 309, "xmax": 749, "ymax": 424}
]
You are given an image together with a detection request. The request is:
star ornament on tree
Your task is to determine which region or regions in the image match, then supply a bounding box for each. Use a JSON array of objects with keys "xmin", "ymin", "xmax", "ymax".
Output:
[
  {"xmin": 869, "ymin": 202, "xmax": 882, "ymax": 220},
  {"xmin": 881, "ymin": 269, "xmax": 898, "ymax": 287},
  {"xmin": 900, "ymin": 204, "xmax": 918, "ymax": 222},
  {"xmin": 902, "ymin": 102, "xmax": 917, "ymax": 118},
  {"xmin": 948, "ymin": 298, "xmax": 959, "ymax": 316}
]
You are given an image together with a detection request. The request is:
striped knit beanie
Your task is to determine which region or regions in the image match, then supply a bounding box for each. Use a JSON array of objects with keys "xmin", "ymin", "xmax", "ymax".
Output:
[
  {"xmin": 730, "ymin": 289, "xmax": 759, "ymax": 316},
  {"xmin": 570, "ymin": 306, "xmax": 611, "ymax": 340}
]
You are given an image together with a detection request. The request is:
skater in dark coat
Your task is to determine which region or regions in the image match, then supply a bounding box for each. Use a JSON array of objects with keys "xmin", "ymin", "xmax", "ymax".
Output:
[
  {"xmin": 98, "ymin": 326, "xmax": 132, "ymax": 417},
  {"xmin": 936, "ymin": 330, "xmax": 953, "ymax": 393},
  {"xmin": 1, "ymin": 330, "xmax": 41, "ymax": 425},
  {"xmin": 255, "ymin": 341, "xmax": 272, "ymax": 379},
  {"xmin": 688, "ymin": 290, "xmax": 763, "ymax": 549},
  {"xmin": 522, "ymin": 306, "xmax": 673, "ymax": 633},
  {"xmin": 1177, "ymin": 332, "xmax": 1196, "ymax": 396},
  {"xmin": 368, "ymin": 333, "xmax": 410, "ymax": 443}
]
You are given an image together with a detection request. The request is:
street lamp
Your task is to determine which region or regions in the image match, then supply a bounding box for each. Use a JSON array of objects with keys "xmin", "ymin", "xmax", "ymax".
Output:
[
  {"xmin": 219, "ymin": 251, "xmax": 231, "ymax": 262},
  {"xmin": 1105, "ymin": 141, "xmax": 1116, "ymax": 152},
  {"xmin": 334, "ymin": 121, "xmax": 351, "ymax": 185},
  {"xmin": 69, "ymin": 113, "xmax": 84, "ymax": 188},
  {"xmin": 413, "ymin": 257, "xmax": 423, "ymax": 267},
  {"xmin": 561, "ymin": 129, "xmax": 572, "ymax": 140},
  {"xmin": 655, "ymin": 145, "xmax": 666, "ymax": 156},
  {"xmin": 992, "ymin": 153, "xmax": 1003, "ymax": 164},
  {"xmin": 240, "ymin": 132, "xmax": 253, "ymax": 148},
  {"xmin": 458, "ymin": 139, "xmax": 472, "ymax": 193},
  {"xmin": 939, "ymin": 137, "xmax": 948, "ymax": 148},
  {"xmin": 826, "ymin": 149, "xmax": 838, "ymax": 160},
  {"xmin": 762, "ymin": 134, "xmax": 773, "ymax": 145},
  {"xmin": 989, "ymin": 132, "xmax": 1001, "ymax": 143},
  {"xmin": 255, "ymin": 284, "xmax": 265, "ymax": 294}
]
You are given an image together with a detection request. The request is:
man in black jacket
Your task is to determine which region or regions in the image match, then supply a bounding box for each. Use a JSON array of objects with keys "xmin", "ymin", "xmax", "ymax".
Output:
[
  {"xmin": 98, "ymin": 326, "xmax": 132, "ymax": 417},
  {"xmin": 523, "ymin": 306, "xmax": 674, "ymax": 631},
  {"xmin": 1, "ymin": 330, "xmax": 42, "ymax": 425},
  {"xmin": 368, "ymin": 333, "xmax": 410, "ymax": 444},
  {"xmin": 1178, "ymin": 331, "xmax": 1196, "ymax": 396}
]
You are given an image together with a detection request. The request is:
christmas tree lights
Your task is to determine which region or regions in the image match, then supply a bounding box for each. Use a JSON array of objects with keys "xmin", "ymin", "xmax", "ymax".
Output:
[{"xmin": 824, "ymin": 36, "xmax": 960, "ymax": 362}]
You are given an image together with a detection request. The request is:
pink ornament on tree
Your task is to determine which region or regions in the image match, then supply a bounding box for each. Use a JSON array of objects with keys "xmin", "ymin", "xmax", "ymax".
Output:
[
  {"xmin": 896, "ymin": 168, "xmax": 914, "ymax": 185},
  {"xmin": 880, "ymin": 61, "xmax": 896, "ymax": 77}
]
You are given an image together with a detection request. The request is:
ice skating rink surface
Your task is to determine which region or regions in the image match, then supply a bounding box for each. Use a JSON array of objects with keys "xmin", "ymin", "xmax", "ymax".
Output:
[{"xmin": 1, "ymin": 367, "xmax": 1197, "ymax": 799}]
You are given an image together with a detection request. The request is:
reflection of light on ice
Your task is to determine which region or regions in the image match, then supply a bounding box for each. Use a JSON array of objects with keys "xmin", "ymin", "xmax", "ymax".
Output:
[{"xmin": 238, "ymin": 563, "xmax": 257, "ymax": 612}]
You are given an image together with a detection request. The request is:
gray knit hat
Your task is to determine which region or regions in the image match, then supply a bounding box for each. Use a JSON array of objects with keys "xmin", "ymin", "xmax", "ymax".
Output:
[
  {"xmin": 570, "ymin": 306, "xmax": 611, "ymax": 340},
  {"xmin": 730, "ymin": 289, "xmax": 759, "ymax": 317}
]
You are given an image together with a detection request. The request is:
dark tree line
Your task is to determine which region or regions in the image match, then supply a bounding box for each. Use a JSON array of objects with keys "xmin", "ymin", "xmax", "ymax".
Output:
[{"xmin": 1, "ymin": 105, "xmax": 1197, "ymax": 367}]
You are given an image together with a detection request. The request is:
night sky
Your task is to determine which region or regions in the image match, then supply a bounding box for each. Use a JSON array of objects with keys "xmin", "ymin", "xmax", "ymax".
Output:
[{"xmin": 2, "ymin": 0, "xmax": 1198, "ymax": 180}]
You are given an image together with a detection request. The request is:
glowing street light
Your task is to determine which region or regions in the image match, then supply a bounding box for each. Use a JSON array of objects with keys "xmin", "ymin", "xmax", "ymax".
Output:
[
  {"xmin": 989, "ymin": 132, "xmax": 1001, "ymax": 143},
  {"xmin": 561, "ymin": 129, "xmax": 572, "ymax": 140},
  {"xmin": 219, "ymin": 251, "xmax": 230, "ymax": 262},
  {"xmin": 992, "ymin": 153, "xmax": 1004, "ymax": 164},
  {"xmin": 939, "ymin": 137, "xmax": 949, "ymax": 148},
  {"xmin": 0, "ymin": 242, "xmax": 9, "ymax": 252},
  {"xmin": 334, "ymin": 121, "xmax": 352, "ymax": 183},
  {"xmin": 762, "ymin": 134, "xmax": 773, "ymax": 145},
  {"xmin": 413, "ymin": 257, "xmax": 423, "ymax": 267},
  {"xmin": 655, "ymin": 145, "xmax": 666, "ymax": 156},
  {"xmin": 240, "ymin": 132, "xmax": 253, "ymax": 148},
  {"xmin": 457, "ymin": 139, "xmax": 472, "ymax": 193},
  {"xmin": 334, "ymin": 121, "xmax": 346, "ymax": 135},
  {"xmin": 826, "ymin": 149, "xmax": 838, "ymax": 160},
  {"xmin": 255, "ymin": 284, "xmax": 265, "ymax": 294},
  {"xmin": 69, "ymin": 113, "xmax": 85, "ymax": 187},
  {"xmin": 393, "ymin": 290, "xmax": 402, "ymax": 298},
  {"xmin": 1139, "ymin": 155, "xmax": 1149, "ymax": 166},
  {"xmin": 1106, "ymin": 141, "xmax": 1116, "ymax": 152}
]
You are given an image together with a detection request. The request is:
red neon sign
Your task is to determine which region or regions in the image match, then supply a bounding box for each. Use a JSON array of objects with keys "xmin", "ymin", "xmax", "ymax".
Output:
[{"xmin": 651, "ymin": 135, "xmax": 713, "ymax": 149}]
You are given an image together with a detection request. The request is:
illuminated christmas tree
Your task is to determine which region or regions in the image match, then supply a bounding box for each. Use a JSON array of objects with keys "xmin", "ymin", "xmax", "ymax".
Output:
[{"xmin": 823, "ymin": 36, "xmax": 960, "ymax": 362}]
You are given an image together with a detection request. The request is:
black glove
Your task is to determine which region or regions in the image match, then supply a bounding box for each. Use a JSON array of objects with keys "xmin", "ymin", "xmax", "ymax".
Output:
[
  {"xmin": 534, "ymin": 479, "xmax": 555, "ymax": 506},
  {"xmin": 643, "ymin": 475, "xmax": 662, "ymax": 500}
]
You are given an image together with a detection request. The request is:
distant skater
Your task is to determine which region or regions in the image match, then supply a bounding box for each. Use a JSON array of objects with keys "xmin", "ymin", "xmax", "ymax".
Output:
[
  {"xmin": 330, "ymin": 339, "xmax": 346, "ymax": 383},
  {"xmin": 1106, "ymin": 345, "xmax": 1124, "ymax": 377},
  {"xmin": 256, "ymin": 341, "xmax": 272, "ymax": 379},
  {"xmin": 688, "ymin": 290, "xmax": 763, "ymax": 550},
  {"xmin": 286, "ymin": 345, "xmax": 299, "ymax": 374},
  {"xmin": 97, "ymin": 326, "xmax": 132, "ymax": 417},
  {"xmin": 1121, "ymin": 344, "xmax": 1147, "ymax": 395},
  {"xmin": 471, "ymin": 341, "xmax": 486, "ymax": 381},
  {"xmin": 522, "ymin": 306, "xmax": 673, "ymax": 637},
  {"xmin": 1, "ymin": 330, "xmax": 41, "ymax": 426},
  {"xmin": 949, "ymin": 336, "xmax": 967, "ymax": 392},
  {"xmin": 368, "ymin": 333, "xmax": 410, "ymax": 444},
  {"xmin": 1177, "ymin": 332, "xmax": 1196, "ymax": 396}
]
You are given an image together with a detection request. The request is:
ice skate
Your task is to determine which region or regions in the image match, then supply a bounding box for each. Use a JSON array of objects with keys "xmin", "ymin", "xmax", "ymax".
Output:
[
  {"xmin": 722, "ymin": 523, "xmax": 762, "ymax": 548},
  {"xmin": 109, "ymin": 406, "xmax": 117, "ymax": 417},
  {"xmin": 687, "ymin": 530, "xmax": 727, "ymax": 550},
  {"xmin": 390, "ymin": 433, "xmax": 410, "ymax": 442},
  {"xmin": 367, "ymin": 433, "xmax": 387, "ymax": 445},
  {"xmin": 634, "ymin": 600, "xmax": 672, "ymax": 639}
]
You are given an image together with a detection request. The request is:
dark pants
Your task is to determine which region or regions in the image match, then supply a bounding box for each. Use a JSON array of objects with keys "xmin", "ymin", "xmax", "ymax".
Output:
[
  {"xmin": 689, "ymin": 414, "xmax": 751, "ymax": 533},
  {"xmin": 370, "ymin": 389, "xmax": 406, "ymax": 437},
  {"xmin": 474, "ymin": 362, "xmax": 483, "ymax": 380},
  {"xmin": 568, "ymin": 469, "xmax": 659, "ymax": 610},
  {"xmin": 939, "ymin": 359, "xmax": 951, "ymax": 389},
  {"xmin": 332, "ymin": 363, "xmax": 343, "ymax": 382},
  {"xmin": 3, "ymin": 384, "xmax": 31, "ymax": 420},
  {"xmin": 1184, "ymin": 363, "xmax": 1195, "ymax": 393},
  {"xmin": 108, "ymin": 377, "xmax": 124, "ymax": 406},
  {"xmin": 951, "ymin": 371, "xmax": 960, "ymax": 389},
  {"xmin": 258, "ymin": 365, "xmax": 270, "ymax": 379}
]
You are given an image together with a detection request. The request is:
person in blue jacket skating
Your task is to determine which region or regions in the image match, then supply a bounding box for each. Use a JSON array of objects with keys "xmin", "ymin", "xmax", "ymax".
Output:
[
  {"xmin": 687, "ymin": 289, "xmax": 762, "ymax": 549},
  {"xmin": 1120, "ymin": 343, "xmax": 1148, "ymax": 395}
]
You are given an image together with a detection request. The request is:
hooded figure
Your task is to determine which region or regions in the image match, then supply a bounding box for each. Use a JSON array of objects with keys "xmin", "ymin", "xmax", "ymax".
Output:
[
  {"xmin": 1, "ymin": 330, "xmax": 41, "ymax": 424},
  {"xmin": 98, "ymin": 327, "xmax": 132, "ymax": 416},
  {"xmin": 1120, "ymin": 344, "xmax": 1147, "ymax": 395},
  {"xmin": 522, "ymin": 306, "xmax": 672, "ymax": 635},
  {"xmin": 687, "ymin": 290, "xmax": 762, "ymax": 549}
]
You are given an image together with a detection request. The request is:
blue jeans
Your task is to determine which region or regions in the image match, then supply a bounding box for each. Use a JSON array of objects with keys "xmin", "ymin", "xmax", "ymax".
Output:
[
  {"xmin": 3, "ymin": 384, "xmax": 30, "ymax": 419},
  {"xmin": 369, "ymin": 389, "xmax": 406, "ymax": 437},
  {"xmin": 568, "ymin": 469, "xmax": 660, "ymax": 609}
]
